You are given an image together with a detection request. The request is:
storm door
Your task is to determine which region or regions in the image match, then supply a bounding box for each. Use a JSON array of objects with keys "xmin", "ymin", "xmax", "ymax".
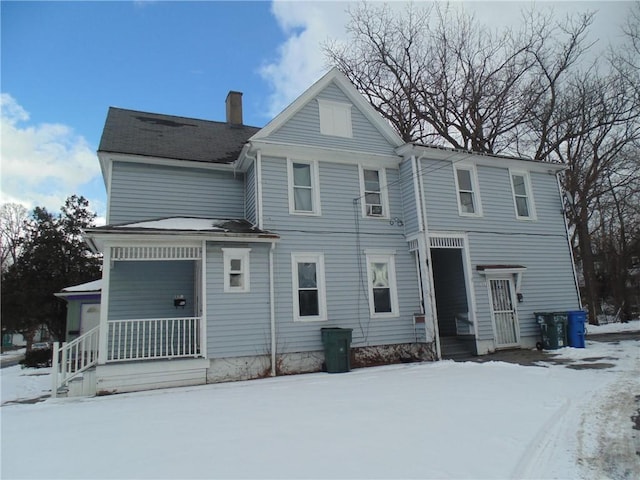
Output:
[{"xmin": 488, "ymin": 277, "xmax": 520, "ymax": 347}]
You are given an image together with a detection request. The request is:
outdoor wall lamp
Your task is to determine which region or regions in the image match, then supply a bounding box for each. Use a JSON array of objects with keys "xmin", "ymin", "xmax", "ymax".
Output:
[
  {"xmin": 517, "ymin": 292, "xmax": 524, "ymax": 303},
  {"xmin": 389, "ymin": 217, "xmax": 404, "ymax": 227},
  {"xmin": 174, "ymin": 295, "xmax": 186, "ymax": 308}
]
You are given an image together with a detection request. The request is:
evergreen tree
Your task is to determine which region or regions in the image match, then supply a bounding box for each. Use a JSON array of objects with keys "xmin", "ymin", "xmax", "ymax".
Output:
[{"xmin": 1, "ymin": 196, "xmax": 102, "ymax": 344}]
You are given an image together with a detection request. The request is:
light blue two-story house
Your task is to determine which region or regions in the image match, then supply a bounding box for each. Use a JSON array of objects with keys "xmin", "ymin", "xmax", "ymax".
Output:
[{"xmin": 52, "ymin": 69, "xmax": 580, "ymax": 396}]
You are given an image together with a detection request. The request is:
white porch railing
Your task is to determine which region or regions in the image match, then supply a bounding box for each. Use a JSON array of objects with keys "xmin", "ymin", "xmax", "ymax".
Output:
[
  {"xmin": 52, "ymin": 326, "xmax": 100, "ymax": 398},
  {"xmin": 107, "ymin": 317, "xmax": 203, "ymax": 362}
]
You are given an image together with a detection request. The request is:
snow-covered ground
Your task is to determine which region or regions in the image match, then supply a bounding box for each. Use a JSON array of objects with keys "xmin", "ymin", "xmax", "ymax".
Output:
[{"xmin": 1, "ymin": 321, "xmax": 638, "ymax": 479}]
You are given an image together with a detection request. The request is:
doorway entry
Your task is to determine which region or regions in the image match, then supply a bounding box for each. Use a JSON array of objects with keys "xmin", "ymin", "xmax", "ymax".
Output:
[
  {"xmin": 429, "ymin": 234, "xmax": 476, "ymax": 357},
  {"xmin": 487, "ymin": 277, "xmax": 520, "ymax": 347}
]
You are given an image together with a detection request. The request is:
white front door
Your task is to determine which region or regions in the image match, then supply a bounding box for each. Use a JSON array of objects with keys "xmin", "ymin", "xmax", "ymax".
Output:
[
  {"xmin": 488, "ymin": 277, "xmax": 520, "ymax": 347},
  {"xmin": 80, "ymin": 303, "xmax": 101, "ymax": 335}
]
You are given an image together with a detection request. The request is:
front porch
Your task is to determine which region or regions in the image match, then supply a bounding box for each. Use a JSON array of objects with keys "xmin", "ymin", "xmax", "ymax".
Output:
[
  {"xmin": 53, "ymin": 241, "xmax": 208, "ymax": 397},
  {"xmin": 52, "ymin": 315, "xmax": 206, "ymax": 397}
]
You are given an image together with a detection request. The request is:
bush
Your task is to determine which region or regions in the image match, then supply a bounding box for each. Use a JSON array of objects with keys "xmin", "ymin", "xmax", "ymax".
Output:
[{"xmin": 21, "ymin": 347, "xmax": 52, "ymax": 368}]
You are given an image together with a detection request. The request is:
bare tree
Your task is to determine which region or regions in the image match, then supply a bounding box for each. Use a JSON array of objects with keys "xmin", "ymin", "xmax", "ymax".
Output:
[
  {"xmin": 0, "ymin": 203, "xmax": 28, "ymax": 271},
  {"xmin": 547, "ymin": 66, "xmax": 639, "ymax": 322},
  {"xmin": 324, "ymin": 2, "xmax": 594, "ymax": 157},
  {"xmin": 325, "ymin": 2, "xmax": 640, "ymax": 323}
]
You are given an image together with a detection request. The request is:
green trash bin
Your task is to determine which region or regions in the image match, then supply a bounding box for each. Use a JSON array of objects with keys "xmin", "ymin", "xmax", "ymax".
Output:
[
  {"xmin": 321, "ymin": 328, "xmax": 353, "ymax": 373},
  {"xmin": 534, "ymin": 312, "xmax": 568, "ymax": 350}
]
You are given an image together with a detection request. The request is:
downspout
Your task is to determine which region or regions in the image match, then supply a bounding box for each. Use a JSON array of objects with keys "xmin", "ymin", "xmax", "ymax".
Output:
[
  {"xmin": 269, "ymin": 241, "xmax": 277, "ymax": 376},
  {"xmin": 256, "ymin": 150, "xmax": 264, "ymax": 230},
  {"xmin": 556, "ymin": 173, "xmax": 583, "ymax": 309},
  {"xmin": 414, "ymin": 153, "xmax": 442, "ymax": 360}
]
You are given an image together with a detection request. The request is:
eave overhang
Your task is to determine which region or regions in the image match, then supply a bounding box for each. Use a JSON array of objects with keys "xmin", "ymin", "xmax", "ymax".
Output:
[
  {"xmin": 84, "ymin": 217, "xmax": 279, "ymax": 253},
  {"xmin": 397, "ymin": 143, "xmax": 567, "ymax": 173}
]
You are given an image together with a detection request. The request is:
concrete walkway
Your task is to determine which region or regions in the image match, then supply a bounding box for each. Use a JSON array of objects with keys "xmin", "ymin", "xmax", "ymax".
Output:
[{"xmin": 449, "ymin": 330, "xmax": 640, "ymax": 368}]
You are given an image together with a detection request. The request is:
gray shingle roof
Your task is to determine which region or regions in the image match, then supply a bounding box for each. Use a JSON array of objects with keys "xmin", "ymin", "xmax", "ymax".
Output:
[{"xmin": 98, "ymin": 107, "xmax": 261, "ymax": 164}]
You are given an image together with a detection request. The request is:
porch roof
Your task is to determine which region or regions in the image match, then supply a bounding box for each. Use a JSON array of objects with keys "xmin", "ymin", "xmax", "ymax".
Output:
[
  {"xmin": 55, "ymin": 279, "xmax": 103, "ymax": 300},
  {"xmin": 59, "ymin": 279, "xmax": 103, "ymax": 293},
  {"xmin": 84, "ymin": 217, "xmax": 279, "ymax": 251}
]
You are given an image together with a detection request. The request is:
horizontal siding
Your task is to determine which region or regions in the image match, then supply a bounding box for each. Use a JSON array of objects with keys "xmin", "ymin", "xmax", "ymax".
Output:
[
  {"xmin": 108, "ymin": 260, "xmax": 196, "ymax": 320},
  {"xmin": 468, "ymin": 232, "xmax": 579, "ymax": 341},
  {"xmin": 262, "ymin": 156, "xmax": 405, "ymax": 236},
  {"xmin": 421, "ymin": 159, "xmax": 567, "ymax": 235},
  {"xmin": 260, "ymin": 154, "xmax": 421, "ymax": 353},
  {"xmin": 400, "ymin": 159, "xmax": 420, "ymax": 235},
  {"xmin": 109, "ymin": 161, "xmax": 245, "ymax": 224},
  {"xmin": 420, "ymin": 156, "xmax": 578, "ymax": 344},
  {"xmin": 264, "ymin": 83, "xmax": 397, "ymax": 156},
  {"xmin": 271, "ymin": 232, "xmax": 422, "ymax": 353},
  {"xmin": 205, "ymin": 243, "xmax": 272, "ymax": 358}
]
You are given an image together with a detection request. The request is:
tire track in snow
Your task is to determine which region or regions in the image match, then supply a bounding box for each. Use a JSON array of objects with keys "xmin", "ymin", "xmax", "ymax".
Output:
[
  {"xmin": 510, "ymin": 396, "xmax": 572, "ymax": 479},
  {"xmin": 576, "ymin": 356, "xmax": 640, "ymax": 480}
]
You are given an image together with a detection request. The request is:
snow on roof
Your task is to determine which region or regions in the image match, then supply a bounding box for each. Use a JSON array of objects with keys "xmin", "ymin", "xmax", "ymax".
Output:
[
  {"xmin": 89, "ymin": 217, "xmax": 276, "ymax": 237},
  {"xmin": 124, "ymin": 218, "xmax": 231, "ymax": 230},
  {"xmin": 61, "ymin": 279, "xmax": 103, "ymax": 293}
]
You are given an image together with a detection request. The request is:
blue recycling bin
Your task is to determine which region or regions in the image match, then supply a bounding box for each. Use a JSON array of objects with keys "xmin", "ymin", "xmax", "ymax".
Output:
[{"xmin": 567, "ymin": 310, "xmax": 586, "ymax": 348}]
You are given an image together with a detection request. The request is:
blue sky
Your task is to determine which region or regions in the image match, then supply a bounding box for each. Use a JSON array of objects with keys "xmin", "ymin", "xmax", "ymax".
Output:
[{"xmin": 1, "ymin": 1, "xmax": 632, "ymax": 222}]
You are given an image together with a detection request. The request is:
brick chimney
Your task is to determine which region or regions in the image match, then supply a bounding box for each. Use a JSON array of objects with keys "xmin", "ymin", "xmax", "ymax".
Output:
[{"xmin": 226, "ymin": 91, "xmax": 243, "ymax": 125}]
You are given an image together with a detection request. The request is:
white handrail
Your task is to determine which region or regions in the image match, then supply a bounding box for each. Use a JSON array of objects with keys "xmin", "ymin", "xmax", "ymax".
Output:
[
  {"xmin": 51, "ymin": 326, "xmax": 100, "ymax": 398},
  {"xmin": 107, "ymin": 317, "xmax": 202, "ymax": 362}
]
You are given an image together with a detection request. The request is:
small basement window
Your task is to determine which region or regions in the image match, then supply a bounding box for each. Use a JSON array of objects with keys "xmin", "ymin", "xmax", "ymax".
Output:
[{"xmin": 222, "ymin": 248, "xmax": 251, "ymax": 293}]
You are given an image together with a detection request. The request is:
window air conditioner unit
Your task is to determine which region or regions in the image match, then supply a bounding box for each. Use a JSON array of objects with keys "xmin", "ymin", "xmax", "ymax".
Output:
[{"xmin": 368, "ymin": 204, "xmax": 383, "ymax": 216}]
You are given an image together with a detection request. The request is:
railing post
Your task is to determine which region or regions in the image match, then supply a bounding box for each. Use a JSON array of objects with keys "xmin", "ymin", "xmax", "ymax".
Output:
[
  {"xmin": 199, "ymin": 316, "xmax": 206, "ymax": 357},
  {"xmin": 51, "ymin": 342, "xmax": 60, "ymax": 399},
  {"xmin": 60, "ymin": 342, "xmax": 68, "ymax": 383}
]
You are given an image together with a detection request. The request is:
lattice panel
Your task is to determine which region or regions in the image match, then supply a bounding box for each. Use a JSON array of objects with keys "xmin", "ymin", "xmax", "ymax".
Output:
[
  {"xmin": 111, "ymin": 246, "xmax": 202, "ymax": 261},
  {"xmin": 429, "ymin": 236, "xmax": 464, "ymax": 248}
]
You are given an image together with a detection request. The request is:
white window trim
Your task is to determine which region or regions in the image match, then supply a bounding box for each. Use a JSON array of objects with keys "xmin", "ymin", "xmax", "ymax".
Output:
[
  {"xmin": 365, "ymin": 252, "xmax": 399, "ymax": 318},
  {"xmin": 291, "ymin": 252, "xmax": 327, "ymax": 322},
  {"xmin": 222, "ymin": 248, "xmax": 251, "ymax": 293},
  {"xmin": 287, "ymin": 158, "xmax": 322, "ymax": 216},
  {"xmin": 358, "ymin": 165, "xmax": 390, "ymax": 219},
  {"xmin": 317, "ymin": 98, "xmax": 353, "ymax": 138},
  {"xmin": 509, "ymin": 169, "xmax": 537, "ymax": 221},
  {"xmin": 453, "ymin": 164, "xmax": 483, "ymax": 217}
]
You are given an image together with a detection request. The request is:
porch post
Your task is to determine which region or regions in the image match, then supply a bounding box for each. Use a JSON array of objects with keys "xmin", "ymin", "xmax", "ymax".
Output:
[
  {"xmin": 414, "ymin": 153, "xmax": 441, "ymax": 359},
  {"xmin": 51, "ymin": 342, "xmax": 60, "ymax": 398},
  {"xmin": 97, "ymin": 245, "xmax": 111, "ymax": 364},
  {"xmin": 200, "ymin": 240, "xmax": 207, "ymax": 359}
]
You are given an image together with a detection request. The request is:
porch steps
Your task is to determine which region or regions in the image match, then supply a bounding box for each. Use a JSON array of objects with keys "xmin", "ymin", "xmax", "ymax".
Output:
[{"xmin": 440, "ymin": 336, "xmax": 475, "ymax": 361}]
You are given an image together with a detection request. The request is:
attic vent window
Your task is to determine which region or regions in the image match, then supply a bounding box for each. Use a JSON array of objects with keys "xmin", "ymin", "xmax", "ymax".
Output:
[{"xmin": 317, "ymin": 99, "xmax": 352, "ymax": 138}]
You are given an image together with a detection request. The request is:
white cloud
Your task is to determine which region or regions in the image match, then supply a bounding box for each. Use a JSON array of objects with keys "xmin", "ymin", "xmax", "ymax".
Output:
[
  {"xmin": 260, "ymin": 1, "xmax": 353, "ymax": 118},
  {"xmin": 0, "ymin": 94, "xmax": 102, "ymax": 213},
  {"xmin": 260, "ymin": 1, "xmax": 630, "ymax": 121}
]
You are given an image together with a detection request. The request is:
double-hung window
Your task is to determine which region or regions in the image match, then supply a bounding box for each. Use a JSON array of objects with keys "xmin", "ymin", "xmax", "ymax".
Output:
[
  {"xmin": 454, "ymin": 165, "xmax": 482, "ymax": 216},
  {"xmin": 359, "ymin": 166, "xmax": 389, "ymax": 218},
  {"xmin": 365, "ymin": 251, "xmax": 399, "ymax": 318},
  {"xmin": 291, "ymin": 253, "xmax": 327, "ymax": 321},
  {"xmin": 288, "ymin": 159, "xmax": 321, "ymax": 215},
  {"xmin": 222, "ymin": 248, "xmax": 250, "ymax": 293},
  {"xmin": 510, "ymin": 170, "xmax": 536, "ymax": 220}
]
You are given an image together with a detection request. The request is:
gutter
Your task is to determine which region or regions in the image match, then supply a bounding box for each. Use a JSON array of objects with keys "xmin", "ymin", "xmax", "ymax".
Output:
[{"xmin": 269, "ymin": 241, "xmax": 277, "ymax": 376}]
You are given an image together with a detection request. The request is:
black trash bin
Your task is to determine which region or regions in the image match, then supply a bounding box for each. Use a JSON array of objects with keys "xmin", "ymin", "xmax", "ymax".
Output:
[
  {"xmin": 320, "ymin": 328, "xmax": 353, "ymax": 373},
  {"xmin": 534, "ymin": 312, "xmax": 568, "ymax": 350}
]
